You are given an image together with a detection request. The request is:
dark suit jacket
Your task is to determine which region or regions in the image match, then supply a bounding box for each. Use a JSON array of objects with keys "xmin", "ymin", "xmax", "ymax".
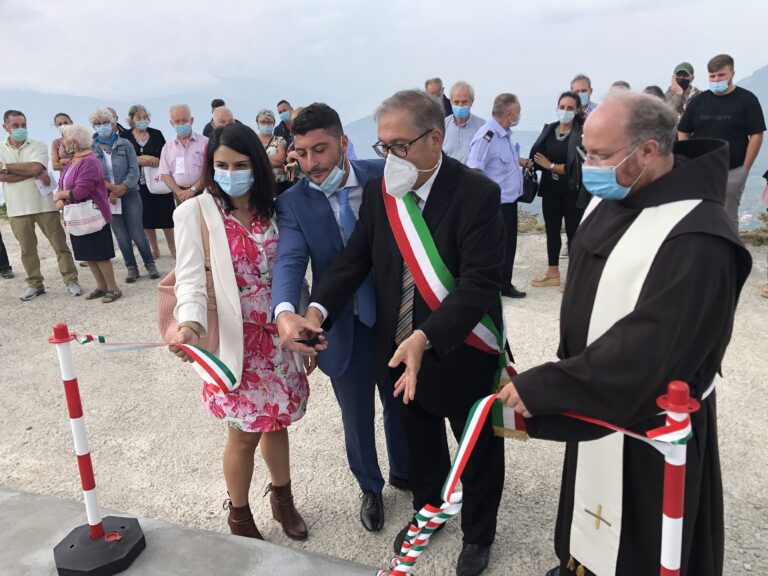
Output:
[
  {"xmin": 271, "ymin": 159, "xmax": 385, "ymax": 379},
  {"xmin": 311, "ymin": 154, "xmax": 506, "ymax": 416}
]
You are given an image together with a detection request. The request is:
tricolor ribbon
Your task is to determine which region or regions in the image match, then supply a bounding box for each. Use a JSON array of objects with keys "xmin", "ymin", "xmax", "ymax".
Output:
[
  {"xmin": 377, "ymin": 394, "xmax": 695, "ymax": 576},
  {"xmin": 74, "ymin": 334, "xmax": 237, "ymax": 395}
]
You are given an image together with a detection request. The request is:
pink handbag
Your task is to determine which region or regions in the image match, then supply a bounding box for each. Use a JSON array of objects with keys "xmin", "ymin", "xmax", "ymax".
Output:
[{"xmin": 157, "ymin": 200, "xmax": 219, "ymax": 351}]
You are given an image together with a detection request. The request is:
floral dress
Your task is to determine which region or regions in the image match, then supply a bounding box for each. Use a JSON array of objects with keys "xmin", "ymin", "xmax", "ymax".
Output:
[{"xmin": 201, "ymin": 201, "xmax": 309, "ymax": 432}]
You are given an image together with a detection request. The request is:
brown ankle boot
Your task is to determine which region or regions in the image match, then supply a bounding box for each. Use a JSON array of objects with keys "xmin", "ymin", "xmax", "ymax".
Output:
[
  {"xmin": 224, "ymin": 498, "xmax": 264, "ymax": 540},
  {"xmin": 265, "ymin": 481, "xmax": 308, "ymax": 541}
]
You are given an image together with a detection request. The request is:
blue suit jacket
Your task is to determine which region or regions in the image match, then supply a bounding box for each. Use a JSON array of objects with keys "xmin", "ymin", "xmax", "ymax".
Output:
[{"xmin": 272, "ymin": 159, "xmax": 385, "ymax": 379}]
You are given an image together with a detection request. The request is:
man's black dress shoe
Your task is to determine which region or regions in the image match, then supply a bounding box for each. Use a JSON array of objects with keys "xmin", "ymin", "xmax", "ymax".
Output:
[
  {"xmin": 501, "ymin": 284, "xmax": 526, "ymax": 298},
  {"xmin": 360, "ymin": 491, "xmax": 384, "ymax": 532},
  {"xmin": 388, "ymin": 473, "xmax": 410, "ymax": 491},
  {"xmin": 393, "ymin": 517, "xmax": 445, "ymax": 554},
  {"xmin": 456, "ymin": 542, "xmax": 492, "ymax": 576},
  {"xmin": 545, "ymin": 568, "xmax": 560, "ymax": 576}
]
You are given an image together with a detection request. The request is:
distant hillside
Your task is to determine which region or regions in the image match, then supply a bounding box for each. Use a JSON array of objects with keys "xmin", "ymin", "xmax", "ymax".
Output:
[{"xmin": 739, "ymin": 65, "xmax": 768, "ymax": 103}]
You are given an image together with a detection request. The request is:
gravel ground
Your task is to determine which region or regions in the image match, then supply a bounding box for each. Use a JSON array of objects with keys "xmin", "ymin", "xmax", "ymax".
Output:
[{"xmin": 0, "ymin": 217, "xmax": 765, "ymax": 575}]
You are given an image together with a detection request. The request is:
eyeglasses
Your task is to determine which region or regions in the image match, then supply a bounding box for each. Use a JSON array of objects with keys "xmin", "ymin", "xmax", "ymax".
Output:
[
  {"xmin": 372, "ymin": 129, "xmax": 433, "ymax": 159},
  {"xmin": 577, "ymin": 142, "xmax": 638, "ymax": 165}
]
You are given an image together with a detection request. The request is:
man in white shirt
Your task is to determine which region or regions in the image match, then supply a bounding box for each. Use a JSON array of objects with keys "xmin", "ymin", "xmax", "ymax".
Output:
[{"xmin": 0, "ymin": 109, "xmax": 80, "ymax": 300}]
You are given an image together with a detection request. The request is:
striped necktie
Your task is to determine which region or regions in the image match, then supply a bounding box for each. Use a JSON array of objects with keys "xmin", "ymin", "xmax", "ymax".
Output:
[{"xmin": 395, "ymin": 192, "xmax": 418, "ymax": 345}]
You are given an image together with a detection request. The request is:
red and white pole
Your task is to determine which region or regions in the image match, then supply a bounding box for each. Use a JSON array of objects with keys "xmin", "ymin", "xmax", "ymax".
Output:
[
  {"xmin": 49, "ymin": 322, "xmax": 104, "ymax": 541},
  {"xmin": 657, "ymin": 380, "xmax": 699, "ymax": 576}
]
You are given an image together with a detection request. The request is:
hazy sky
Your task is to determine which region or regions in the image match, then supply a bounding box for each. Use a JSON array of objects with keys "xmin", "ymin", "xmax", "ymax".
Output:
[{"xmin": 1, "ymin": 0, "xmax": 765, "ymax": 127}]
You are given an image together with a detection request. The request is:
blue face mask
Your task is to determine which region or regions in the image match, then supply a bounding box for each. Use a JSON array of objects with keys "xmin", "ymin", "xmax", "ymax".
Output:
[
  {"xmin": 135, "ymin": 120, "xmax": 150, "ymax": 130},
  {"xmin": 10, "ymin": 128, "xmax": 27, "ymax": 142},
  {"xmin": 279, "ymin": 111, "xmax": 292, "ymax": 123},
  {"xmin": 452, "ymin": 106, "xmax": 470, "ymax": 120},
  {"xmin": 214, "ymin": 168, "xmax": 254, "ymax": 197},
  {"xmin": 709, "ymin": 80, "xmax": 729, "ymax": 94},
  {"xmin": 578, "ymin": 92, "xmax": 590, "ymax": 107},
  {"xmin": 258, "ymin": 124, "xmax": 274, "ymax": 136},
  {"xmin": 582, "ymin": 147, "xmax": 643, "ymax": 200},
  {"xmin": 308, "ymin": 152, "xmax": 346, "ymax": 196},
  {"xmin": 175, "ymin": 123, "xmax": 192, "ymax": 137},
  {"xmin": 94, "ymin": 124, "xmax": 113, "ymax": 139},
  {"xmin": 557, "ymin": 109, "xmax": 576, "ymax": 123}
]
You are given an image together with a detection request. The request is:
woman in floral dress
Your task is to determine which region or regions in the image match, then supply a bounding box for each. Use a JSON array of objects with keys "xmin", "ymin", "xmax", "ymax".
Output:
[{"xmin": 172, "ymin": 123, "xmax": 311, "ymax": 541}]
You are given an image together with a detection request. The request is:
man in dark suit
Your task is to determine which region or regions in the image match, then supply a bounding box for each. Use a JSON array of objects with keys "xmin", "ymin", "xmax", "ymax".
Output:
[
  {"xmin": 425, "ymin": 77, "xmax": 453, "ymax": 117},
  {"xmin": 272, "ymin": 103, "xmax": 410, "ymax": 533},
  {"xmin": 281, "ymin": 91, "xmax": 506, "ymax": 576}
]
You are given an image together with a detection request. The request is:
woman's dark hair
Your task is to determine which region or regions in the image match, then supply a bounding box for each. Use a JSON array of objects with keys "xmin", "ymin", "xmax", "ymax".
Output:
[
  {"xmin": 201, "ymin": 123, "xmax": 276, "ymax": 218},
  {"xmin": 558, "ymin": 90, "xmax": 584, "ymax": 125},
  {"xmin": 54, "ymin": 112, "xmax": 72, "ymax": 124}
]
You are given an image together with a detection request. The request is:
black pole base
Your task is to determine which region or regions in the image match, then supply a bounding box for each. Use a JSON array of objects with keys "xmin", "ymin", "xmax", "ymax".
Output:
[{"xmin": 54, "ymin": 516, "xmax": 146, "ymax": 576}]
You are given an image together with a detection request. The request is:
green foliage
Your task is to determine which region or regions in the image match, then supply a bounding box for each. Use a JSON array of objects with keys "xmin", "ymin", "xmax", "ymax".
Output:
[{"xmin": 740, "ymin": 212, "xmax": 768, "ymax": 246}]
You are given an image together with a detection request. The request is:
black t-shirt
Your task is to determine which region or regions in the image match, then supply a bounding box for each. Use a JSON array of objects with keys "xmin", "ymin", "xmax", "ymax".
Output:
[{"xmin": 678, "ymin": 86, "xmax": 766, "ymax": 169}]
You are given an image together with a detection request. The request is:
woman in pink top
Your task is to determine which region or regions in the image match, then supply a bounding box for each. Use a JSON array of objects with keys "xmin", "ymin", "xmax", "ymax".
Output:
[{"xmin": 53, "ymin": 124, "xmax": 122, "ymax": 303}]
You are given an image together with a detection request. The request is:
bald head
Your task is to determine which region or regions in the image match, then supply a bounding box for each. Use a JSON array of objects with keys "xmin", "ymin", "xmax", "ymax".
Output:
[
  {"xmin": 584, "ymin": 92, "xmax": 677, "ymax": 158},
  {"xmin": 212, "ymin": 106, "xmax": 235, "ymax": 128},
  {"xmin": 583, "ymin": 91, "xmax": 678, "ymax": 193}
]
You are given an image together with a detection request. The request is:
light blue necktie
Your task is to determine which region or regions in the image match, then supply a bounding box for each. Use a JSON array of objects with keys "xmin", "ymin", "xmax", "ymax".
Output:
[{"xmin": 337, "ymin": 188, "xmax": 376, "ymax": 327}]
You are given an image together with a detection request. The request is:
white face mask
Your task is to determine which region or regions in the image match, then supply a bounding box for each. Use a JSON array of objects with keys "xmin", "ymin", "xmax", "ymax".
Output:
[{"xmin": 384, "ymin": 153, "xmax": 441, "ymax": 199}]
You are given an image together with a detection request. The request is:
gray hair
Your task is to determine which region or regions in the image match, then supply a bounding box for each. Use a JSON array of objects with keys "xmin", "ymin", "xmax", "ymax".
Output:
[
  {"xmin": 608, "ymin": 92, "xmax": 678, "ymax": 155},
  {"xmin": 88, "ymin": 107, "xmax": 115, "ymax": 126},
  {"xmin": 256, "ymin": 109, "xmax": 275, "ymax": 124},
  {"xmin": 169, "ymin": 103, "xmax": 192, "ymax": 117},
  {"xmin": 571, "ymin": 74, "xmax": 592, "ymax": 89},
  {"xmin": 449, "ymin": 80, "xmax": 475, "ymax": 101},
  {"xmin": 127, "ymin": 104, "xmax": 150, "ymax": 124},
  {"xmin": 424, "ymin": 77, "xmax": 443, "ymax": 90},
  {"xmin": 61, "ymin": 124, "xmax": 93, "ymax": 150},
  {"xmin": 491, "ymin": 93, "xmax": 519, "ymax": 118},
  {"xmin": 375, "ymin": 90, "xmax": 445, "ymax": 135}
]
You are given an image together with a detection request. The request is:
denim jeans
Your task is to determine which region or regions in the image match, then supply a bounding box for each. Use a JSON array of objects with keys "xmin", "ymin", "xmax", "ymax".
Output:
[{"xmin": 110, "ymin": 188, "xmax": 155, "ymax": 268}]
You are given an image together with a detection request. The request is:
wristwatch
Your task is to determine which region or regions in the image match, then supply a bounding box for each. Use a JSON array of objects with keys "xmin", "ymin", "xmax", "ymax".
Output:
[{"xmin": 1, "ymin": 163, "xmax": 7, "ymax": 174}]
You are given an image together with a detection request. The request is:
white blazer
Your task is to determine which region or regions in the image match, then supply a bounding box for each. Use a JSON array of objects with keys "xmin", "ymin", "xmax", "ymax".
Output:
[{"xmin": 173, "ymin": 193, "xmax": 244, "ymax": 387}]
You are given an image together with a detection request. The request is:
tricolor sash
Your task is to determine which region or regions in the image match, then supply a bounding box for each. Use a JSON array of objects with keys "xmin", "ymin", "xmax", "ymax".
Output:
[{"xmin": 382, "ymin": 181, "xmax": 527, "ymax": 439}]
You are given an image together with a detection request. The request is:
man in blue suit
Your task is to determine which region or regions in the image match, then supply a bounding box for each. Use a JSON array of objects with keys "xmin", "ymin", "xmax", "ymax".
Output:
[{"xmin": 272, "ymin": 103, "xmax": 409, "ymax": 532}]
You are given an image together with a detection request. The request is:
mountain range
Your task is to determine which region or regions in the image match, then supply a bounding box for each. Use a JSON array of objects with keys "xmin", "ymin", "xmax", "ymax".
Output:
[{"xmin": 2, "ymin": 66, "xmax": 767, "ymax": 227}]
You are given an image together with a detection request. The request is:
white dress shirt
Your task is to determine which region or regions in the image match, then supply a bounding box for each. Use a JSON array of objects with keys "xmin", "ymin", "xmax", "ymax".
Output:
[{"xmin": 308, "ymin": 156, "xmax": 442, "ymax": 322}]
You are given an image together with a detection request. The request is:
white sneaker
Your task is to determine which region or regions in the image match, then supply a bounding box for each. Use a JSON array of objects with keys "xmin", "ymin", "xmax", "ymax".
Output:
[
  {"xmin": 20, "ymin": 285, "xmax": 45, "ymax": 301},
  {"xmin": 560, "ymin": 246, "xmax": 569, "ymax": 260},
  {"xmin": 67, "ymin": 281, "xmax": 84, "ymax": 296}
]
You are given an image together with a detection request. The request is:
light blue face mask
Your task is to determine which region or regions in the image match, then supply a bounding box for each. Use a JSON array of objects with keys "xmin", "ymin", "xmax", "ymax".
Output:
[
  {"xmin": 175, "ymin": 123, "xmax": 192, "ymax": 137},
  {"xmin": 258, "ymin": 124, "xmax": 274, "ymax": 136},
  {"xmin": 582, "ymin": 146, "xmax": 643, "ymax": 200},
  {"xmin": 557, "ymin": 109, "xmax": 576, "ymax": 123},
  {"xmin": 709, "ymin": 80, "xmax": 729, "ymax": 94},
  {"xmin": 10, "ymin": 128, "xmax": 27, "ymax": 142},
  {"xmin": 214, "ymin": 168, "xmax": 254, "ymax": 197},
  {"xmin": 452, "ymin": 106, "xmax": 470, "ymax": 120},
  {"xmin": 135, "ymin": 120, "xmax": 150, "ymax": 130},
  {"xmin": 578, "ymin": 92, "xmax": 590, "ymax": 107},
  {"xmin": 94, "ymin": 124, "xmax": 113, "ymax": 139},
  {"xmin": 279, "ymin": 111, "xmax": 292, "ymax": 123},
  {"xmin": 308, "ymin": 148, "xmax": 346, "ymax": 196}
]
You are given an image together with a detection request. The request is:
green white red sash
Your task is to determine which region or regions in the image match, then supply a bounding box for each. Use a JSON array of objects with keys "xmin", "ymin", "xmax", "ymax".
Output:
[
  {"xmin": 75, "ymin": 334, "xmax": 237, "ymax": 395},
  {"xmin": 382, "ymin": 182, "xmax": 527, "ymax": 439}
]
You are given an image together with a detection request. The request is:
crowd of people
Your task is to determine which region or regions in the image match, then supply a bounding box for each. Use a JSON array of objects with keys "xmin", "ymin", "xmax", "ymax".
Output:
[{"xmin": 0, "ymin": 52, "xmax": 765, "ymax": 576}]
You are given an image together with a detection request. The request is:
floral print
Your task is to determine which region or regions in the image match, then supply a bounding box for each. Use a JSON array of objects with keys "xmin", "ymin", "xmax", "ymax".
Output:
[{"xmin": 202, "ymin": 201, "xmax": 309, "ymax": 432}]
